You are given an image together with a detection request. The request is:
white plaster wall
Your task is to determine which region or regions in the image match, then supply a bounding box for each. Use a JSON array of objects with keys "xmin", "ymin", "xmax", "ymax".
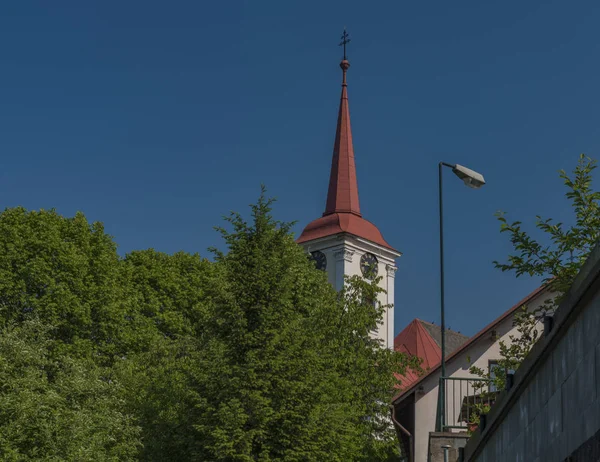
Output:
[
  {"xmin": 414, "ymin": 373, "xmax": 442, "ymax": 462},
  {"xmin": 300, "ymin": 233, "xmax": 400, "ymax": 349},
  {"xmin": 410, "ymin": 290, "xmax": 552, "ymax": 462},
  {"xmin": 386, "ymin": 264, "xmax": 397, "ymax": 347}
]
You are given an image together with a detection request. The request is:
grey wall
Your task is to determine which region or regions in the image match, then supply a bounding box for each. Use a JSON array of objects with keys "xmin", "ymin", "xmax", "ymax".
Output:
[
  {"xmin": 464, "ymin": 249, "xmax": 600, "ymax": 462},
  {"xmin": 428, "ymin": 432, "xmax": 468, "ymax": 462}
]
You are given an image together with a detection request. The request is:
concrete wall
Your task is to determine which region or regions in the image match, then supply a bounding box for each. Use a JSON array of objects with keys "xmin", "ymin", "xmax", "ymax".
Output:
[
  {"xmin": 409, "ymin": 291, "xmax": 550, "ymax": 462},
  {"xmin": 428, "ymin": 433, "xmax": 469, "ymax": 462},
  {"xmin": 464, "ymin": 246, "xmax": 600, "ymax": 462}
]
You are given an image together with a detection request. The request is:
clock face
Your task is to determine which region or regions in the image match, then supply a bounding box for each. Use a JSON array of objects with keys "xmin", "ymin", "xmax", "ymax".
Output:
[
  {"xmin": 310, "ymin": 251, "xmax": 327, "ymax": 271},
  {"xmin": 360, "ymin": 252, "xmax": 378, "ymax": 279}
]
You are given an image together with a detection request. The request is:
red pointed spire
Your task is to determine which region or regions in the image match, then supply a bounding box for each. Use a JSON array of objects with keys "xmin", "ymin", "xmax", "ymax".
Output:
[
  {"xmin": 296, "ymin": 31, "xmax": 398, "ymax": 253},
  {"xmin": 323, "ymin": 59, "xmax": 361, "ymax": 217}
]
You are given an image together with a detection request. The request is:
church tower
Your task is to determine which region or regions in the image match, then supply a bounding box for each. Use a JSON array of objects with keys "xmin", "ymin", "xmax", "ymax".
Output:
[{"xmin": 297, "ymin": 33, "xmax": 401, "ymax": 350}]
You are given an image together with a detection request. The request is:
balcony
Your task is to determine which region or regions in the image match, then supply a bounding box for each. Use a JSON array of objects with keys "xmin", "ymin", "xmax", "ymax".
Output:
[{"xmin": 436, "ymin": 376, "xmax": 495, "ymax": 432}]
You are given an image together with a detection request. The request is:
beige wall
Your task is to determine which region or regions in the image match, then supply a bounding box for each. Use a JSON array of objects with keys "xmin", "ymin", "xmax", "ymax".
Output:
[{"xmin": 409, "ymin": 289, "xmax": 551, "ymax": 462}]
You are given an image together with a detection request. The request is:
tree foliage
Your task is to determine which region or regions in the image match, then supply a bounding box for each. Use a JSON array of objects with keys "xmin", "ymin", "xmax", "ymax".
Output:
[
  {"xmin": 118, "ymin": 250, "xmax": 212, "ymax": 460},
  {"xmin": 193, "ymin": 190, "xmax": 412, "ymax": 461},
  {"xmin": 0, "ymin": 207, "xmax": 139, "ymax": 361},
  {"xmin": 469, "ymin": 155, "xmax": 599, "ymax": 421},
  {"xmin": 0, "ymin": 191, "xmax": 412, "ymax": 461},
  {"xmin": 494, "ymin": 154, "xmax": 600, "ymax": 311},
  {"xmin": 0, "ymin": 319, "xmax": 141, "ymax": 461}
]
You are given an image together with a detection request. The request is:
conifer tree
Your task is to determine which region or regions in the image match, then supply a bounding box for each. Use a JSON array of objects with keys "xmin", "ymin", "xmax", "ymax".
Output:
[{"xmin": 190, "ymin": 188, "xmax": 412, "ymax": 461}]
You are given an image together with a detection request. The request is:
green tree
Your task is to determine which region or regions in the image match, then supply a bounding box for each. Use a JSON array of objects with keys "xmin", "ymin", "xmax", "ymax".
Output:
[
  {"xmin": 0, "ymin": 208, "xmax": 152, "ymax": 459},
  {"xmin": 469, "ymin": 154, "xmax": 599, "ymax": 417},
  {"xmin": 0, "ymin": 197, "xmax": 415, "ymax": 461},
  {"xmin": 119, "ymin": 250, "xmax": 212, "ymax": 461},
  {"xmin": 124, "ymin": 249, "xmax": 212, "ymax": 339},
  {"xmin": 116, "ymin": 334, "xmax": 203, "ymax": 461},
  {"xmin": 0, "ymin": 207, "xmax": 141, "ymax": 361},
  {"xmin": 189, "ymin": 189, "xmax": 413, "ymax": 461},
  {"xmin": 495, "ymin": 154, "xmax": 600, "ymax": 312},
  {"xmin": 0, "ymin": 319, "xmax": 142, "ymax": 461}
]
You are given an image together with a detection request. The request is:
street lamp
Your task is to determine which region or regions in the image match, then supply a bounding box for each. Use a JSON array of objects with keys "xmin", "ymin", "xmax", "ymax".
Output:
[
  {"xmin": 437, "ymin": 162, "xmax": 485, "ymax": 431},
  {"xmin": 451, "ymin": 164, "xmax": 485, "ymax": 189}
]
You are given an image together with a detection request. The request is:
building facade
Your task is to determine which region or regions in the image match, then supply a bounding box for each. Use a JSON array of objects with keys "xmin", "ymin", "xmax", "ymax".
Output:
[{"xmin": 392, "ymin": 286, "xmax": 552, "ymax": 462}]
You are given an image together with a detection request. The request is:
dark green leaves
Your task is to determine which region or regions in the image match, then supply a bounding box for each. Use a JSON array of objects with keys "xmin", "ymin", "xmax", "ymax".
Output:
[
  {"xmin": 494, "ymin": 154, "xmax": 600, "ymax": 305},
  {"xmin": 0, "ymin": 190, "xmax": 413, "ymax": 461},
  {"xmin": 475, "ymin": 155, "xmax": 600, "ymax": 421},
  {"xmin": 190, "ymin": 189, "xmax": 411, "ymax": 461},
  {"xmin": 0, "ymin": 320, "xmax": 141, "ymax": 461}
]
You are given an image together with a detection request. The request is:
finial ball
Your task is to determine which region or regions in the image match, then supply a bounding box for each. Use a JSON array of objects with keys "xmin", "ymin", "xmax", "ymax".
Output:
[{"xmin": 340, "ymin": 60, "xmax": 350, "ymax": 71}]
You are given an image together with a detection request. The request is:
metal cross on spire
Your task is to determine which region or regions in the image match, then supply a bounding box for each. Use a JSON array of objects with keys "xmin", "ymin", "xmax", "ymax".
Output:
[{"xmin": 339, "ymin": 28, "xmax": 350, "ymax": 60}]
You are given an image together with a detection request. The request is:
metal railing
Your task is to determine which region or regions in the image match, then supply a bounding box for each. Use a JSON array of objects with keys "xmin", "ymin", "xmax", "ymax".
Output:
[{"xmin": 436, "ymin": 376, "xmax": 495, "ymax": 431}]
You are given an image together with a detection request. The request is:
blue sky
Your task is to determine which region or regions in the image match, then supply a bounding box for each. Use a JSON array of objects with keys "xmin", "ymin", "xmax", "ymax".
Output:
[{"xmin": 1, "ymin": 1, "xmax": 599, "ymax": 336}]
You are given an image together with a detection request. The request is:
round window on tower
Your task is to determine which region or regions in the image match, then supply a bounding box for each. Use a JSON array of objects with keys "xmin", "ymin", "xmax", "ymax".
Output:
[
  {"xmin": 310, "ymin": 251, "xmax": 327, "ymax": 271},
  {"xmin": 360, "ymin": 252, "xmax": 378, "ymax": 280}
]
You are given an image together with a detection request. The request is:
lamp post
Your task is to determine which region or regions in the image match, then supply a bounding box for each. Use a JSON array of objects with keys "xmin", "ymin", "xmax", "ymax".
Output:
[{"xmin": 438, "ymin": 162, "xmax": 485, "ymax": 431}]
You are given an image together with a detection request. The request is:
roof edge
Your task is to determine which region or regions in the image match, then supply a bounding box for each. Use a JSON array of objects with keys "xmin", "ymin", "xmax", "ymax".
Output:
[{"xmin": 393, "ymin": 284, "xmax": 549, "ymax": 404}]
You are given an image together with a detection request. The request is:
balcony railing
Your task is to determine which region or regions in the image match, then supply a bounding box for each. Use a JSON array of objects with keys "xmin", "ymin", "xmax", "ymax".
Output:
[{"xmin": 436, "ymin": 376, "xmax": 495, "ymax": 431}]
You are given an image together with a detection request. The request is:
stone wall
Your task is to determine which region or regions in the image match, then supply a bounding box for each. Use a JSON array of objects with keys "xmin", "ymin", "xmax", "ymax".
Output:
[
  {"xmin": 463, "ymin": 244, "xmax": 600, "ymax": 462},
  {"xmin": 428, "ymin": 432, "xmax": 469, "ymax": 462}
]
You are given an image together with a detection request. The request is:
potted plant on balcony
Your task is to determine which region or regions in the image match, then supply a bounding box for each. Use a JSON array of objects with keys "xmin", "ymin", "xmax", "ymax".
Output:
[{"xmin": 467, "ymin": 403, "xmax": 491, "ymax": 435}]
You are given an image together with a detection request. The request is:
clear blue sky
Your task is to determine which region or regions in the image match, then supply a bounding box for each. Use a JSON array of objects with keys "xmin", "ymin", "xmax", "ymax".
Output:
[{"xmin": 2, "ymin": 1, "xmax": 599, "ymax": 337}]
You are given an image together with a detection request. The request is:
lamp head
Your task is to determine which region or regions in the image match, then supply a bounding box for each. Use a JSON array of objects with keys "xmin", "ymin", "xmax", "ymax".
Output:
[{"xmin": 452, "ymin": 164, "xmax": 485, "ymax": 189}]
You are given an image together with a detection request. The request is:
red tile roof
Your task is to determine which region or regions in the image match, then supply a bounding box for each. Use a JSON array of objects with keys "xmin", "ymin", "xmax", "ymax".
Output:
[
  {"xmin": 393, "ymin": 319, "xmax": 470, "ymax": 390},
  {"xmin": 395, "ymin": 319, "xmax": 442, "ymax": 367},
  {"xmin": 296, "ymin": 58, "xmax": 396, "ymax": 252},
  {"xmin": 393, "ymin": 319, "xmax": 443, "ymax": 390}
]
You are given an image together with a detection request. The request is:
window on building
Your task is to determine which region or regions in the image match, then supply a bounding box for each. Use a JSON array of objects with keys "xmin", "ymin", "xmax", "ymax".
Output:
[
  {"xmin": 488, "ymin": 360, "xmax": 515, "ymax": 392},
  {"xmin": 489, "ymin": 361, "xmax": 500, "ymax": 392}
]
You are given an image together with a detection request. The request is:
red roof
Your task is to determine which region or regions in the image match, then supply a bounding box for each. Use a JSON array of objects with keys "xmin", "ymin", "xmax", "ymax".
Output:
[
  {"xmin": 324, "ymin": 59, "xmax": 360, "ymax": 217},
  {"xmin": 297, "ymin": 212, "xmax": 395, "ymax": 250},
  {"xmin": 296, "ymin": 58, "xmax": 396, "ymax": 252},
  {"xmin": 395, "ymin": 319, "xmax": 442, "ymax": 368},
  {"xmin": 392, "ymin": 284, "xmax": 548, "ymax": 403},
  {"xmin": 393, "ymin": 319, "xmax": 443, "ymax": 390}
]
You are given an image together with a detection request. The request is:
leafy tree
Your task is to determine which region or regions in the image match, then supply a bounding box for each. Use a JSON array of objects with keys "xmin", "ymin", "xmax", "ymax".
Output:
[
  {"xmin": 124, "ymin": 249, "xmax": 212, "ymax": 339},
  {"xmin": 0, "ymin": 195, "xmax": 415, "ymax": 461},
  {"xmin": 116, "ymin": 334, "xmax": 203, "ymax": 461},
  {"xmin": 0, "ymin": 319, "xmax": 142, "ymax": 461},
  {"xmin": 119, "ymin": 250, "xmax": 212, "ymax": 461},
  {"xmin": 333, "ymin": 275, "xmax": 413, "ymax": 461},
  {"xmin": 495, "ymin": 154, "xmax": 600, "ymax": 312},
  {"xmin": 0, "ymin": 208, "xmax": 152, "ymax": 460},
  {"xmin": 189, "ymin": 189, "xmax": 414, "ymax": 461},
  {"xmin": 0, "ymin": 207, "xmax": 140, "ymax": 361},
  {"xmin": 468, "ymin": 154, "xmax": 599, "ymax": 423}
]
